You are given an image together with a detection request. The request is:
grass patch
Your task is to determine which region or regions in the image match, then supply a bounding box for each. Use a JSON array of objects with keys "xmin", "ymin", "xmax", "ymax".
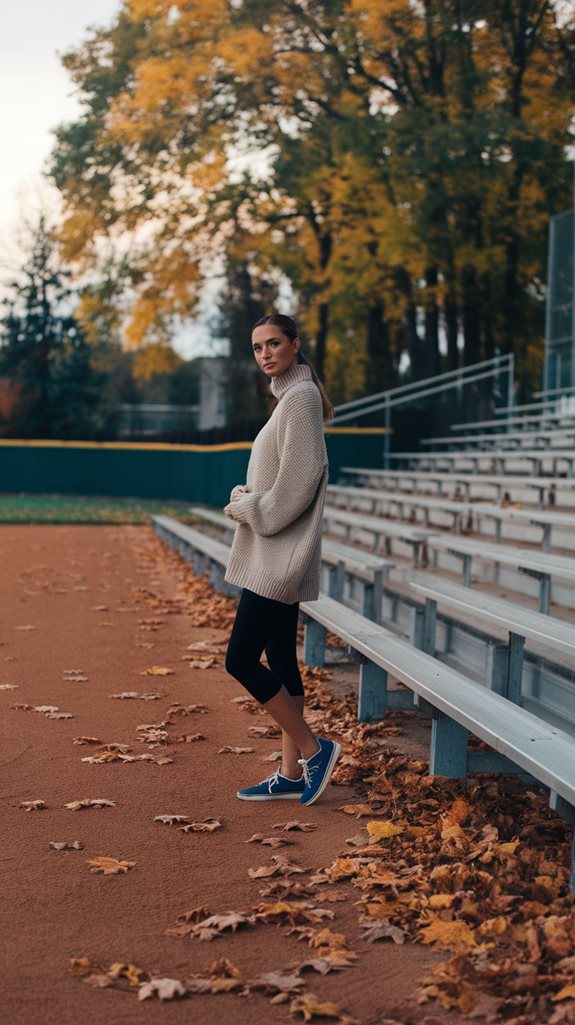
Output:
[{"xmin": 0, "ymin": 493, "xmax": 197, "ymax": 525}]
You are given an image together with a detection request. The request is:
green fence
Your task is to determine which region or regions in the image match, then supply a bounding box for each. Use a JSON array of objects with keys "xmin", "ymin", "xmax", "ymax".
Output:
[{"xmin": 0, "ymin": 430, "xmax": 385, "ymax": 507}]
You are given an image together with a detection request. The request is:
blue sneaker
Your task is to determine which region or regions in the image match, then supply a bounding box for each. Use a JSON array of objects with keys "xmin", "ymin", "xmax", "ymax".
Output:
[
  {"xmin": 298, "ymin": 738, "xmax": 342, "ymax": 806},
  {"xmin": 236, "ymin": 768, "xmax": 305, "ymax": 801}
]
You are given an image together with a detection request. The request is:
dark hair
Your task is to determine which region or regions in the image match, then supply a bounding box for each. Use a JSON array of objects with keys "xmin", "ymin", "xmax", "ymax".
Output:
[{"xmin": 252, "ymin": 313, "xmax": 334, "ymax": 422}]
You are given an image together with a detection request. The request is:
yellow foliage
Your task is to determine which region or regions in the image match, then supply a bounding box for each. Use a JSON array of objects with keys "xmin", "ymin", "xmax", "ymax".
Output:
[
  {"xmin": 366, "ymin": 820, "xmax": 404, "ymax": 839},
  {"xmin": 419, "ymin": 918, "xmax": 478, "ymax": 952},
  {"xmin": 132, "ymin": 343, "xmax": 182, "ymax": 381}
]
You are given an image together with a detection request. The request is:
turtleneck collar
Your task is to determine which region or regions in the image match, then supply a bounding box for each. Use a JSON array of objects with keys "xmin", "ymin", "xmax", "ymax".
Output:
[{"xmin": 270, "ymin": 362, "xmax": 312, "ymax": 400}]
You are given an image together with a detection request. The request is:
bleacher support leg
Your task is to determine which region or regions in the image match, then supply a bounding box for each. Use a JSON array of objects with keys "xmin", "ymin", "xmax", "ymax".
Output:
[
  {"xmin": 304, "ymin": 618, "xmax": 326, "ymax": 667},
  {"xmin": 362, "ymin": 568, "xmax": 383, "ymax": 623},
  {"xmin": 506, "ymin": 631, "xmax": 524, "ymax": 704},
  {"xmin": 358, "ymin": 661, "xmax": 388, "ymax": 722},
  {"xmin": 538, "ymin": 574, "xmax": 551, "ymax": 614},
  {"xmin": 430, "ymin": 713, "xmax": 468, "ymax": 777},
  {"xmin": 328, "ymin": 561, "xmax": 345, "ymax": 602},
  {"xmin": 487, "ymin": 642, "xmax": 508, "ymax": 696},
  {"xmin": 462, "ymin": 554, "xmax": 472, "ymax": 587},
  {"xmin": 422, "ymin": 599, "xmax": 437, "ymax": 656}
]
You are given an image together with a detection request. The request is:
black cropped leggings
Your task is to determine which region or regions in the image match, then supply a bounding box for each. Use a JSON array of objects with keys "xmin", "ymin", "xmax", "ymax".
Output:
[{"xmin": 225, "ymin": 588, "xmax": 304, "ymax": 705}]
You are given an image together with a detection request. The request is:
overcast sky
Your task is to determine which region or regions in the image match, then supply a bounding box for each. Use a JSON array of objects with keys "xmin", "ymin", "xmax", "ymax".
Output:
[
  {"xmin": 1, "ymin": 2, "xmax": 122, "ymax": 236},
  {"xmin": 0, "ymin": 1, "xmax": 222, "ymax": 357}
]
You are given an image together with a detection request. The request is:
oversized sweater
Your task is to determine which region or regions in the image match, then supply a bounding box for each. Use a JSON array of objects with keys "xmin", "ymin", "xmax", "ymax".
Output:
[{"xmin": 224, "ymin": 363, "xmax": 328, "ymax": 603}]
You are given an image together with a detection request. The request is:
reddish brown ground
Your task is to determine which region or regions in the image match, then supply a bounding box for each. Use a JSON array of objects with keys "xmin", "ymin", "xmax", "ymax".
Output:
[{"xmin": 1, "ymin": 524, "xmax": 470, "ymax": 1025}]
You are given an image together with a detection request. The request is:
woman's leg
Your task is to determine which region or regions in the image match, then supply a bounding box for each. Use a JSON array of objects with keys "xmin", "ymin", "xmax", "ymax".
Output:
[
  {"xmin": 225, "ymin": 591, "xmax": 319, "ymax": 768},
  {"xmin": 264, "ymin": 603, "xmax": 309, "ymax": 778}
]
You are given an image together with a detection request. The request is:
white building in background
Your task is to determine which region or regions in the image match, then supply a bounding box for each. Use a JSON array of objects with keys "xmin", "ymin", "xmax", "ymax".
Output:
[
  {"xmin": 198, "ymin": 356, "xmax": 227, "ymax": 430},
  {"xmin": 118, "ymin": 356, "xmax": 228, "ymax": 438}
]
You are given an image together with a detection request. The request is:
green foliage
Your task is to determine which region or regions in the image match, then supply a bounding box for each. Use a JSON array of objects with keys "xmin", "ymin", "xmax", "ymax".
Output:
[{"xmin": 0, "ymin": 215, "xmax": 111, "ymax": 438}]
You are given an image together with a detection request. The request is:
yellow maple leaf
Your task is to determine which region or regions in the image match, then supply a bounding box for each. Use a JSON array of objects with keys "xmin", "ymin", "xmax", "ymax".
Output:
[
  {"xmin": 419, "ymin": 918, "xmax": 478, "ymax": 952},
  {"xmin": 366, "ymin": 820, "xmax": 404, "ymax": 838},
  {"xmin": 86, "ymin": 856, "xmax": 136, "ymax": 875}
]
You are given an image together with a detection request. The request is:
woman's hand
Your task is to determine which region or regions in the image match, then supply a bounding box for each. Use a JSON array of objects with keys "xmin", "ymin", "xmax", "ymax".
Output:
[
  {"xmin": 230, "ymin": 484, "xmax": 249, "ymax": 501},
  {"xmin": 225, "ymin": 485, "xmax": 250, "ymax": 522}
]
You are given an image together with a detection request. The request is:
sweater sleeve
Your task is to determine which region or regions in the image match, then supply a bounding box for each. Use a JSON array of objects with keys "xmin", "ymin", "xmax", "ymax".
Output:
[{"xmin": 229, "ymin": 387, "xmax": 326, "ymax": 537}]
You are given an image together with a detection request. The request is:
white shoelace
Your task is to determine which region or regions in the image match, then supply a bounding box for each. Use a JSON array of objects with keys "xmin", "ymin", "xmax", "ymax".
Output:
[
  {"xmin": 298, "ymin": 757, "xmax": 312, "ymax": 788},
  {"xmin": 266, "ymin": 769, "xmax": 281, "ymax": 793}
]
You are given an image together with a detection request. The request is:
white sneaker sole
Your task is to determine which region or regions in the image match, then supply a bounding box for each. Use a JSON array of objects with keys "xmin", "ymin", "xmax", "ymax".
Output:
[
  {"xmin": 300, "ymin": 741, "xmax": 342, "ymax": 806},
  {"xmin": 236, "ymin": 792, "xmax": 304, "ymax": 801}
]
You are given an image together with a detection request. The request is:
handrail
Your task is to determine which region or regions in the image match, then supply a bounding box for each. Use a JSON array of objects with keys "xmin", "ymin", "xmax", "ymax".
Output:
[
  {"xmin": 332, "ymin": 353, "xmax": 513, "ymax": 415},
  {"xmin": 330, "ymin": 365, "xmax": 512, "ymax": 423},
  {"xmin": 329, "ymin": 353, "xmax": 515, "ymax": 467}
]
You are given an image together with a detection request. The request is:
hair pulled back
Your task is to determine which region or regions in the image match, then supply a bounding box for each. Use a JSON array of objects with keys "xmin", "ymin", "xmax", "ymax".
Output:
[{"xmin": 252, "ymin": 313, "xmax": 334, "ymax": 422}]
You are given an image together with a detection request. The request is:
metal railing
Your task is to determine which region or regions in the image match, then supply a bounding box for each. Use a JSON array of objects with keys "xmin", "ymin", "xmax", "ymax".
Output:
[{"xmin": 330, "ymin": 354, "xmax": 515, "ymax": 466}]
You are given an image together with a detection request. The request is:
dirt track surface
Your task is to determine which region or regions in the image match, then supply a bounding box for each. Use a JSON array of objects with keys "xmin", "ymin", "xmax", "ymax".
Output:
[{"xmin": 1, "ymin": 524, "xmax": 466, "ymax": 1025}]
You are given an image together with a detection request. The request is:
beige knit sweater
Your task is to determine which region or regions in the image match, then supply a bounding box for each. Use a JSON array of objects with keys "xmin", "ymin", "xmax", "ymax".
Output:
[{"xmin": 224, "ymin": 363, "xmax": 328, "ymax": 603}]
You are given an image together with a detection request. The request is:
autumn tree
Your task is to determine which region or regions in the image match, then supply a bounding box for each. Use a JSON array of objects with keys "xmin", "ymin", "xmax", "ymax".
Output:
[{"xmin": 50, "ymin": 0, "xmax": 575, "ymax": 403}]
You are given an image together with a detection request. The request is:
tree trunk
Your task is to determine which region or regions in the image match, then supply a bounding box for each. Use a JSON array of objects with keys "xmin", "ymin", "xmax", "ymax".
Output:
[
  {"xmin": 423, "ymin": 266, "xmax": 440, "ymax": 378},
  {"xmin": 365, "ymin": 297, "xmax": 394, "ymax": 392},
  {"xmin": 461, "ymin": 265, "xmax": 481, "ymax": 367},
  {"xmin": 395, "ymin": 267, "xmax": 422, "ymax": 379},
  {"xmin": 444, "ymin": 288, "xmax": 459, "ymax": 372},
  {"xmin": 314, "ymin": 301, "xmax": 329, "ymax": 380}
]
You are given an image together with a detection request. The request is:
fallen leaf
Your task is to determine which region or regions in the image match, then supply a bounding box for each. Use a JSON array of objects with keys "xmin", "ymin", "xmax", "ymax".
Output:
[
  {"xmin": 190, "ymin": 911, "xmax": 253, "ymax": 940},
  {"xmin": 554, "ymin": 985, "xmax": 575, "ymax": 1003},
  {"xmin": 366, "ymin": 820, "xmax": 404, "ymax": 839},
  {"xmin": 180, "ymin": 818, "xmax": 222, "ymax": 834},
  {"xmin": 73, "ymin": 737, "xmax": 102, "ymax": 745},
  {"xmin": 218, "ymin": 746, "xmax": 255, "ymax": 754},
  {"xmin": 419, "ymin": 918, "xmax": 478, "ymax": 952},
  {"xmin": 274, "ymin": 821, "xmax": 317, "ymax": 833},
  {"xmin": 339, "ymin": 804, "xmax": 374, "ymax": 818},
  {"xmin": 155, "ymin": 814, "xmax": 191, "ymax": 825},
  {"xmin": 246, "ymin": 834, "xmax": 293, "ymax": 847},
  {"xmin": 138, "ymin": 977, "xmax": 186, "ymax": 1001},
  {"xmin": 251, "ymin": 971, "xmax": 304, "ymax": 995},
  {"xmin": 20, "ymin": 800, "xmax": 46, "ymax": 811},
  {"xmin": 298, "ymin": 952, "xmax": 357, "ymax": 974},
  {"xmin": 166, "ymin": 703, "xmax": 209, "ymax": 716},
  {"xmin": 86, "ymin": 856, "xmax": 136, "ymax": 875},
  {"xmin": 0, "ymin": 683, "xmax": 18, "ymax": 689},
  {"xmin": 49, "ymin": 841, "xmax": 84, "ymax": 851},
  {"xmin": 290, "ymin": 992, "xmax": 354, "ymax": 1022},
  {"xmin": 65, "ymin": 798, "xmax": 116, "ymax": 810},
  {"xmin": 108, "ymin": 962, "xmax": 148, "ymax": 986},
  {"xmin": 360, "ymin": 919, "xmax": 406, "ymax": 944},
  {"xmin": 143, "ymin": 666, "xmax": 175, "ymax": 676},
  {"xmin": 249, "ymin": 855, "xmax": 306, "ymax": 880}
]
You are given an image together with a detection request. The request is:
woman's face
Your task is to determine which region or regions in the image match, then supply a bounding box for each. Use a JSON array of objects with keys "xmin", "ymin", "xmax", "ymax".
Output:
[{"xmin": 251, "ymin": 324, "xmax": 299, "ymax": 378}]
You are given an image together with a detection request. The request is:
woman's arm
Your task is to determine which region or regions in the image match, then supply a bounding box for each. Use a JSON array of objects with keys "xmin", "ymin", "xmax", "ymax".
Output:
[{"xmin": 226, "ymin": 388, "xmax": 326, "ymax": 537}]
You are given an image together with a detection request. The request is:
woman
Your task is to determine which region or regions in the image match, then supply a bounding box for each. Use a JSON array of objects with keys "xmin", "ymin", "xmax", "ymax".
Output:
[{"xmin": 224, "ymin": 313, "xmax": 340, "ymax": 806}]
